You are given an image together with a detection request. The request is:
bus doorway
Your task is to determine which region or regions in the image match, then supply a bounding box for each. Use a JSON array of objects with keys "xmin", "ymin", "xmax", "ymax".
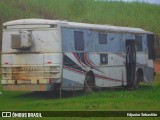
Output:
[{"xmin": 126, "ymin": 40, "xmax": 136, "ymax": 87}]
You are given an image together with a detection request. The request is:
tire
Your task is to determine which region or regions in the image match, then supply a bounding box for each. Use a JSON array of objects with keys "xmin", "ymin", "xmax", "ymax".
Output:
[
  {"xmin": 84, "ymin": 75, "xmax": 95, "ymax": 92},
  {"xmin": 134, "ymin": 71, "xmax": 141, "ymax": 89}
]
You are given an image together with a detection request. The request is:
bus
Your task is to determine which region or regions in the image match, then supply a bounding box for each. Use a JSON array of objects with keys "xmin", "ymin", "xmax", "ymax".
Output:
[{"xmin": 1, "ymin": 19, "xmax": 155, "ymax": 91}]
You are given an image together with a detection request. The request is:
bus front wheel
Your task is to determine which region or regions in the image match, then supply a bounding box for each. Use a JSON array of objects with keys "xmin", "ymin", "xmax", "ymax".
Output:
[{"xmin": 134, "ymin": 69, "xmax": 143, "ymax": 88}]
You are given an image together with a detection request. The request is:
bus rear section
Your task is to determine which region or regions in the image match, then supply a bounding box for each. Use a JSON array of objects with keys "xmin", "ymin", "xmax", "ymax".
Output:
[{"xmin": 1, "ymin": 19, "xmax": 62, "ymax": 91}]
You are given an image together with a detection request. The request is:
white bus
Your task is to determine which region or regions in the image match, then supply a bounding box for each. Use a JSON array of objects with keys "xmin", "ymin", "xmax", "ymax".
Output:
[{"xmin": 1, "ymin": 19, "xmax": 155, "ymax": 91}]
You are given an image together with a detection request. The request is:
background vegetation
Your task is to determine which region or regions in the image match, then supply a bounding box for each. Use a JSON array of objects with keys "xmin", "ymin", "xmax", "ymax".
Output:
[{"xmin": 0, "ymin": 0, "xmax": 160, "ymax": 56}]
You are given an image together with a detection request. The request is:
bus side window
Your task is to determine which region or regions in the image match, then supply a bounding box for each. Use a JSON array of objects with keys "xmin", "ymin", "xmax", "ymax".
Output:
[
  {"xmin": 135, "ymin": 35, "xmax": 142, "ymax": 51},
  {"xmin": 74, "ymin": 31, "xmax": 84, "ymax": 51},
  {"xmin": 147, "ymin": 34, "xmax": 155, "ymax": 60},
  {"xmin": 99, "ymin": 33, "xmax": 107, "ymax": 44},
  {"xmin": 100, "ymin": 54, "xmax": 108, "ymax": 64}
]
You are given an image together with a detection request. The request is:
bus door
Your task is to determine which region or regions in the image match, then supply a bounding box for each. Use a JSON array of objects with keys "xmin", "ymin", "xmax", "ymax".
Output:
[{"xmin": 126, "ymin": 40, "xmax": 136, "ymax": 87}]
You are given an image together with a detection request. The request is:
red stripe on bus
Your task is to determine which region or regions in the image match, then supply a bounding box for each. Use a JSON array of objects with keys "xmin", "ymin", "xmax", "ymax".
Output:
[
  {"xmin": 84, "ymin": 53, "xmax": 104, "ymax": 73},
  {"xmin": 84, "ymin": 53, "xmax": 95, "ymax": 67},
  {"xmin": 72, "ymin": 52, "xmax": 88, "ymax": 69},
  {"xmin": 95, "ymin": 74, "xmax": 126, "ymax": 82},
  {"xmin": 72, "ymin": 52, "xmax": 82, "ymax": 64},
  {"xmin": 64, "ymin": 66, "xmax": 86, "ymax": 75},
  {"xmin": 64, "ymin": 66, "xmax": 126, "ymax": 82}
]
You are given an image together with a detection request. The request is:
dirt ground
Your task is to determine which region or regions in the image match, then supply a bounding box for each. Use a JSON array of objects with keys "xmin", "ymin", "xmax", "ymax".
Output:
[{"xmin": 155, "ymin": 60, "xmax": 160, "ymax": 73}]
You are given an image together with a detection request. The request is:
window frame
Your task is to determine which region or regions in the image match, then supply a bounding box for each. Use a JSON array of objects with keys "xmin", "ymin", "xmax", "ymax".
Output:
[
  {"xmin": 100, "ymin": 54, "xmax": 108, "ymax": 64},
  {"xmin": 135, "ymin": 35, "xmax": 143, "ymax": 52},
  {"xmin": 74, "ymin": 31, "xmax": 84, "ymax": 51},
  {"xmin": 98, "ymin": 33, "xmax": 107, "ymax": 44}
]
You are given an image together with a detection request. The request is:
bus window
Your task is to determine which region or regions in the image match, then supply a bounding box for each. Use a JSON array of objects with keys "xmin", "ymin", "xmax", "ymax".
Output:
[
  {"xmin": 99, "ymin": 33, "xmax": 107, "ymax": 44},
  {"xmin": 100, "ymin": 54, "xmax": 108, "ymax": 64},
  {"xmin": 74, "ymin": 31, "xmax": 84, "ymax": 51},
  {"xmin": 135, "ymin": 35, "xmax": 142, "ymax": 51},
  {"xmin": 147, "ymin": 34, "xmax": 155, "ymax": 60}
]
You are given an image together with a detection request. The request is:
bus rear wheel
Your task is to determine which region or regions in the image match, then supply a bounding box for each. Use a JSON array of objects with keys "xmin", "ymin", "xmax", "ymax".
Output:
[{"xmin": 84, "ymin": 74, "xmax": 95, "ymax": 93}]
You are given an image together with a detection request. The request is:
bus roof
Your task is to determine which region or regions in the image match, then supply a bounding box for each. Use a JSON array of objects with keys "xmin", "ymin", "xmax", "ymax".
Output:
[{"xmin": 3, "ymin": 19, "xmax": 152, "ymax": 34}]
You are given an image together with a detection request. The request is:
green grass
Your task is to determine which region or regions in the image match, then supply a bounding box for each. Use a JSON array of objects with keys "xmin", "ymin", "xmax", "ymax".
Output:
[
  {"xmin": 0, "ymin": 74, "xmax": 160, "ymax": 120},
  {"xmin": 0, "ymin": 82, "xmax": 160, "ymax": 111}
]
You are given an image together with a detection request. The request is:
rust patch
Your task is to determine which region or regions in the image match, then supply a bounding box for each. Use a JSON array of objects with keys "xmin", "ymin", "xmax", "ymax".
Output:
[
  {"xmin": 3, "ymin": 84, "xmax": 53, "ymax": 91},
  {"xmin": 12, "ymin": 66, "xmax": 44, "ymax": 80},
  {"xmin": 155, "ymin": 62, "xmax": 160, "ymax": 73}
]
